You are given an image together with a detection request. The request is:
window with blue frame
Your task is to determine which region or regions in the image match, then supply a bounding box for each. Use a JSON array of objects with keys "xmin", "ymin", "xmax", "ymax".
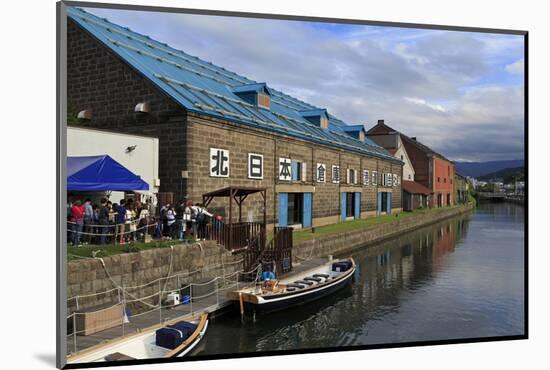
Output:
[{"xmin": 292, "ymin": 160, "xmax": 305, "ymax": 182}]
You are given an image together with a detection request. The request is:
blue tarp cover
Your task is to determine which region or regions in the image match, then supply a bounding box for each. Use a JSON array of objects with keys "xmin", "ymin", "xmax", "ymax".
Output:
[{"xmin": 67, "ymin": 155, "xmax": 149, "ymax": 191}]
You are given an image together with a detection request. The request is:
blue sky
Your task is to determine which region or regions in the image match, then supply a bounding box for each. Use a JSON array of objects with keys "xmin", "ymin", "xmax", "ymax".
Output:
[{"xmin": 83, "ymin": 7, "xmax": 525, "ymax": 162}]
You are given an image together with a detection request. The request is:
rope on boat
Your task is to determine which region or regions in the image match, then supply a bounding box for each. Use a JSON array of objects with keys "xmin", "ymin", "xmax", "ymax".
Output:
[{"xmin": 294, "ymin": 242, "xmax": 317, "ymax": 262}]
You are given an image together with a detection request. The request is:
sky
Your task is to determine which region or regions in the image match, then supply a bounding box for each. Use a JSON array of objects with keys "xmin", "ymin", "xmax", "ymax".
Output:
[{"xmin": 83, "ymin": 7, "xmax": 525, "ymax": 162}]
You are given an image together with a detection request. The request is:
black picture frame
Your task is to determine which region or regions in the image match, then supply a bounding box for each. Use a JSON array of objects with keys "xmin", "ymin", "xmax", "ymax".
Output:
[{"xmin": 57, "ymin": 1, "xmax": 528, "ymax": 368}]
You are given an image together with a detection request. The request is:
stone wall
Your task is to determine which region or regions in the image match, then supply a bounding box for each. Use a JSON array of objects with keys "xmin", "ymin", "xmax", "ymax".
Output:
[
  {"xmin": 67, "ymin": 241, "xmax": 242, "ymax": 314},
  {"xmin": 293, "ymin": 204, "xmax": 474, "ymax": 262}
]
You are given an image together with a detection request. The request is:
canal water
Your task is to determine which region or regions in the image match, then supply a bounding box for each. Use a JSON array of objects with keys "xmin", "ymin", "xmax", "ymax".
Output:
[{"xmin": 197, "ymin": 202, "xmax": 525, "ymax": 355}]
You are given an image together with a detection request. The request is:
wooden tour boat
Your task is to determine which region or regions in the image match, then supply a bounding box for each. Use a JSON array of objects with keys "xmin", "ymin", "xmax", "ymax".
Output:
[
  {"xmin": 67, "ymin": 312, "xmax": 209, "ymax": 364},
  {"xmin": 227, "ymin": 257, "xmax": 356, "ymax": 315}
]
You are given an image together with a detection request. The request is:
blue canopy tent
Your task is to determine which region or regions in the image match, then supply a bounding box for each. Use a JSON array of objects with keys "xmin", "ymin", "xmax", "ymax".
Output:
[{"xmin": 67, "ymin": 155, "xmax": 149, "ymax": 191}]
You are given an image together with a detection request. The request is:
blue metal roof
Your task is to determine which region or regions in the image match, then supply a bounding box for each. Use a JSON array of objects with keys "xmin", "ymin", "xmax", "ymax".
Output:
[
  {"xmin": 68, "ymin": 7, "xmax": 399, "ymax": 163},
  {"xmin": 232, "ymin": 83, "xmax": 272, "ymax": 96},
  {"xmin": 341, "ymin": 124, "xmax": 364, "ymax": 132},
  {"xmin": 299, "ymin": 109, "xmax": 329, "ymax": 118}
]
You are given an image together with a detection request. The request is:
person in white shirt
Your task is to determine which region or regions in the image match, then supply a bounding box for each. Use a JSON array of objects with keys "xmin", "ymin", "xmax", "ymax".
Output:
[{"xmin": 165, "ymin": 206, "xmax": 176, "ymax": 239}]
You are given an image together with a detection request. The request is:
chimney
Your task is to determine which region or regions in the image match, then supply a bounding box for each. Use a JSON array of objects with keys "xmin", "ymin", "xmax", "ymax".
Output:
[{"xmin": 377, "ymin": 119, "xmax": 384, "ymax": 125}]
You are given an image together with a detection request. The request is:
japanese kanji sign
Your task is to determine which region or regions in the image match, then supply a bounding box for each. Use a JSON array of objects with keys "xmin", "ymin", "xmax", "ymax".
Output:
[
  {"xmin": 248, "ymin": 153, "xmax": 263, "ymax": 179},
  {"xmin": 316, "ymin": 163, "xmax": 326, "ymax": 183},
  {"xmin": 209, "ymin": 148, "xmax": 229, "ymax": 177},
  {"xmin": 393, "ymin": 173, "xmax": 398, "ymax": 187},
  {"xmin": 363, "ymin": 169, "xmax": 370, "ymax": 186},
  {"xmin": 332, "ymin": 165, "xmax": 340, "ymax": 184},
  {"xmin": 279, "ymin": 157, "xmax": 292, "ymax": 181}
]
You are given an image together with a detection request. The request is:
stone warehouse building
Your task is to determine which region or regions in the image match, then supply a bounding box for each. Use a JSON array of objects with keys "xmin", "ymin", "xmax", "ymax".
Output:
[{"xmin": 66, "ymin": 8, "xmax": 403, "ymax": 228}]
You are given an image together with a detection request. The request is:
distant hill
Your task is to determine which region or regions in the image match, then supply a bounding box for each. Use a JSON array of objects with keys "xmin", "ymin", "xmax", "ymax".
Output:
[
  {"xmin": 478, "ymin": 166, "xmax": 524, "ymax": 182},
  {"xmin": 455, "ymin": 160, "xmax": 524, "ymax": 178}
]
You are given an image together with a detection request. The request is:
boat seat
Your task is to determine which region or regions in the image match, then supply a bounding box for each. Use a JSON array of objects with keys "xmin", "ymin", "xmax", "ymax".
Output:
[
  {"xmin": 294, "ymin": 280, "xmax": 314, "ymax": 286},
  {"xmin": 104, "ymin": 352, "xmax": 136, "ymax": 362},
  {"xmin": 313, "ymin": 274, "xmax": 330, "ymax": 279},
  {"xmin": 286, "ymin": 283, "xmax": 305, "ymax": 289},
  {"xmin": 304, "ymin": 277, "xmax": 322, "ymax": 283}
]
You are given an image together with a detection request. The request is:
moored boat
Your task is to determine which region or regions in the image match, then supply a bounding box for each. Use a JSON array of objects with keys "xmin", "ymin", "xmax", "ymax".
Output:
[
  {"xmin": 66, "ymin": 312, "xmax": 209, "ymax": 364},
  {"xmin": 227, "ymin": 257, "xmax": 356, "ymax": 315}
]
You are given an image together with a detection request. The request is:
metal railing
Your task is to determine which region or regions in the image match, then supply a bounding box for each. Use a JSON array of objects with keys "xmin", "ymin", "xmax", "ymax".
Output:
[
  {"xmin": 244, "ymin": 226, "xmax": 293, "ymax": 276},
  {"xmin": 66, "ymin": 266, "xmax": 260, "ymax": 356}
]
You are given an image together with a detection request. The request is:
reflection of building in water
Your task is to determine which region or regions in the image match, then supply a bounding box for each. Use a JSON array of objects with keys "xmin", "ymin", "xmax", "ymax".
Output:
[
  {"xmin": 352, "ymin": 215, "xmax": 471, "ymax": 319},
  {"xmin": 400, "ymin": 244, "xmax": 414, "ymax": 286},
  {"xmin": 433, "ymin": 223, "xmax": 456, "ymax": 260}
]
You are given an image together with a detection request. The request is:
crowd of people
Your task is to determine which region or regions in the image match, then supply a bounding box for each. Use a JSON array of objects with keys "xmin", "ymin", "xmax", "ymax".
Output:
[{"xmin": 67, "ymin": 197, "xmax": 219, "ymax": 247}]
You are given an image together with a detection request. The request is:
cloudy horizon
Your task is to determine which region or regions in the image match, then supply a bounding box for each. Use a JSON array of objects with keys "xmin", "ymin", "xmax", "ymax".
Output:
[{"xmin": 83, "ymin": 7, "xmax": 525, "ymax": 163}]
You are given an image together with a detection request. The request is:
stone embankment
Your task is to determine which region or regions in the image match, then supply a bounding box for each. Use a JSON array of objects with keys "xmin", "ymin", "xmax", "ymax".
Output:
[{"xmin": 293, "ymin": 204, "xmax": 475, "ymax": 261}]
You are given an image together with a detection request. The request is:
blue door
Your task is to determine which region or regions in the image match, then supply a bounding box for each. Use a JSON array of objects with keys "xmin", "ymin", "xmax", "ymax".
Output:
[
  {"xmin": 377, "ymin": 192, "xmax": 382, "ymax": 215},
  {"xmin": 354, "ymin": 192, "xmax": 361, "ymax": 219},
  {"xmin": 341, "ymin": 192, "xmax": 347, "ymax": 222},
  {"xmin": 387, "ymin": 192, "xmax": 392, "ymax": 215},
  {"xmin": 278, "ymin": 192, "xmax": 288, "ymax": 226},
  {"xmin": 303, "ymin": 192, "xmax": 312, "ymax": 228}
]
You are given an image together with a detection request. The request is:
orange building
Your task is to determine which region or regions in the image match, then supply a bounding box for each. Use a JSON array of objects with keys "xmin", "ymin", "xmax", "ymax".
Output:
[{"xmin": 433, "ymin": 156, "xmax": 455, "ymax": 207}]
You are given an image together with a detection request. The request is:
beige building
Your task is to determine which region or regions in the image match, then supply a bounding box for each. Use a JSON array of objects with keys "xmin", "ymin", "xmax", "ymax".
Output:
[
  {"xmin": 67, "ymin": 126, "xmax": 160, "ymax": 202},
  {"xmin": 368, "ymin": 132, "xmax": 415, "ymax": 181}
]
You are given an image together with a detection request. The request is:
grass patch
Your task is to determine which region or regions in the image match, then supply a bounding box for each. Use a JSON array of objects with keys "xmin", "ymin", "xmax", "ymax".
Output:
[
  {"xmin": 67, "ymin": 238, "xmax": 195, "ymax": 261},
  {"xmin": 292, "ymin": 205, "xmax": 461, "ymax": 243}
]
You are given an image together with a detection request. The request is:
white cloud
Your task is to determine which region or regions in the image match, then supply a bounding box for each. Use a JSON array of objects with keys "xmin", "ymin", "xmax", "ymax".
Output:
[
  {"xmin": 505, "ymin": 59, "xmax": 524, "ymax": 75},
  {"xmin": 404, "ymin": 97, "xmax": 447, "ymax": 113},
  {"xmin": 82, "ymin": 8, "xmax": 525, "ymax": 162}
]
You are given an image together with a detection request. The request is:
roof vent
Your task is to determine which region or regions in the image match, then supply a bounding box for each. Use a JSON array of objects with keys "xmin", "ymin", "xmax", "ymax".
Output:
[
  {"xmin": 299, "ymin": 109, "xmax": 329, "ymax": 129},
  {"xmin": 232, "ymin": 83, "xmax": 271, "ymax": 110},
  {"xmin": 411, "ymin": 137, "xmax": 417, "ymax": 141},
  {"xmin": 77, "ymin": 109, "xmax": 92, "ymax": 120},
  {"xmin": 377, "ymin": 119, "xmax": 385, "ymax": 125},
  {"xmin": 134, "ymin": 102, "xmax": 150, "ymax": 114},
  {"xmin": 341, "ymin": 124, "xmax": 366, "ymax": 141}
]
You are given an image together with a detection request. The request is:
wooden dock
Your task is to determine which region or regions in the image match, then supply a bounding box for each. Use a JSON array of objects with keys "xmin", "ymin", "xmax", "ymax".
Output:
[
  {"xmin": 67, "ymin": 257, "xmax": 330, "ymax": 356},
  {"xmin": 67, "ymin": 283, "xmax": 237, "ymax": 355}
]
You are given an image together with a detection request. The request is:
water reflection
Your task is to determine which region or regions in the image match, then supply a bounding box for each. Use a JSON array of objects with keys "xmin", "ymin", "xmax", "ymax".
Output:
[{"xmin": 199, "ymin": 203, "xmax": 525, "ymax": 355}]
